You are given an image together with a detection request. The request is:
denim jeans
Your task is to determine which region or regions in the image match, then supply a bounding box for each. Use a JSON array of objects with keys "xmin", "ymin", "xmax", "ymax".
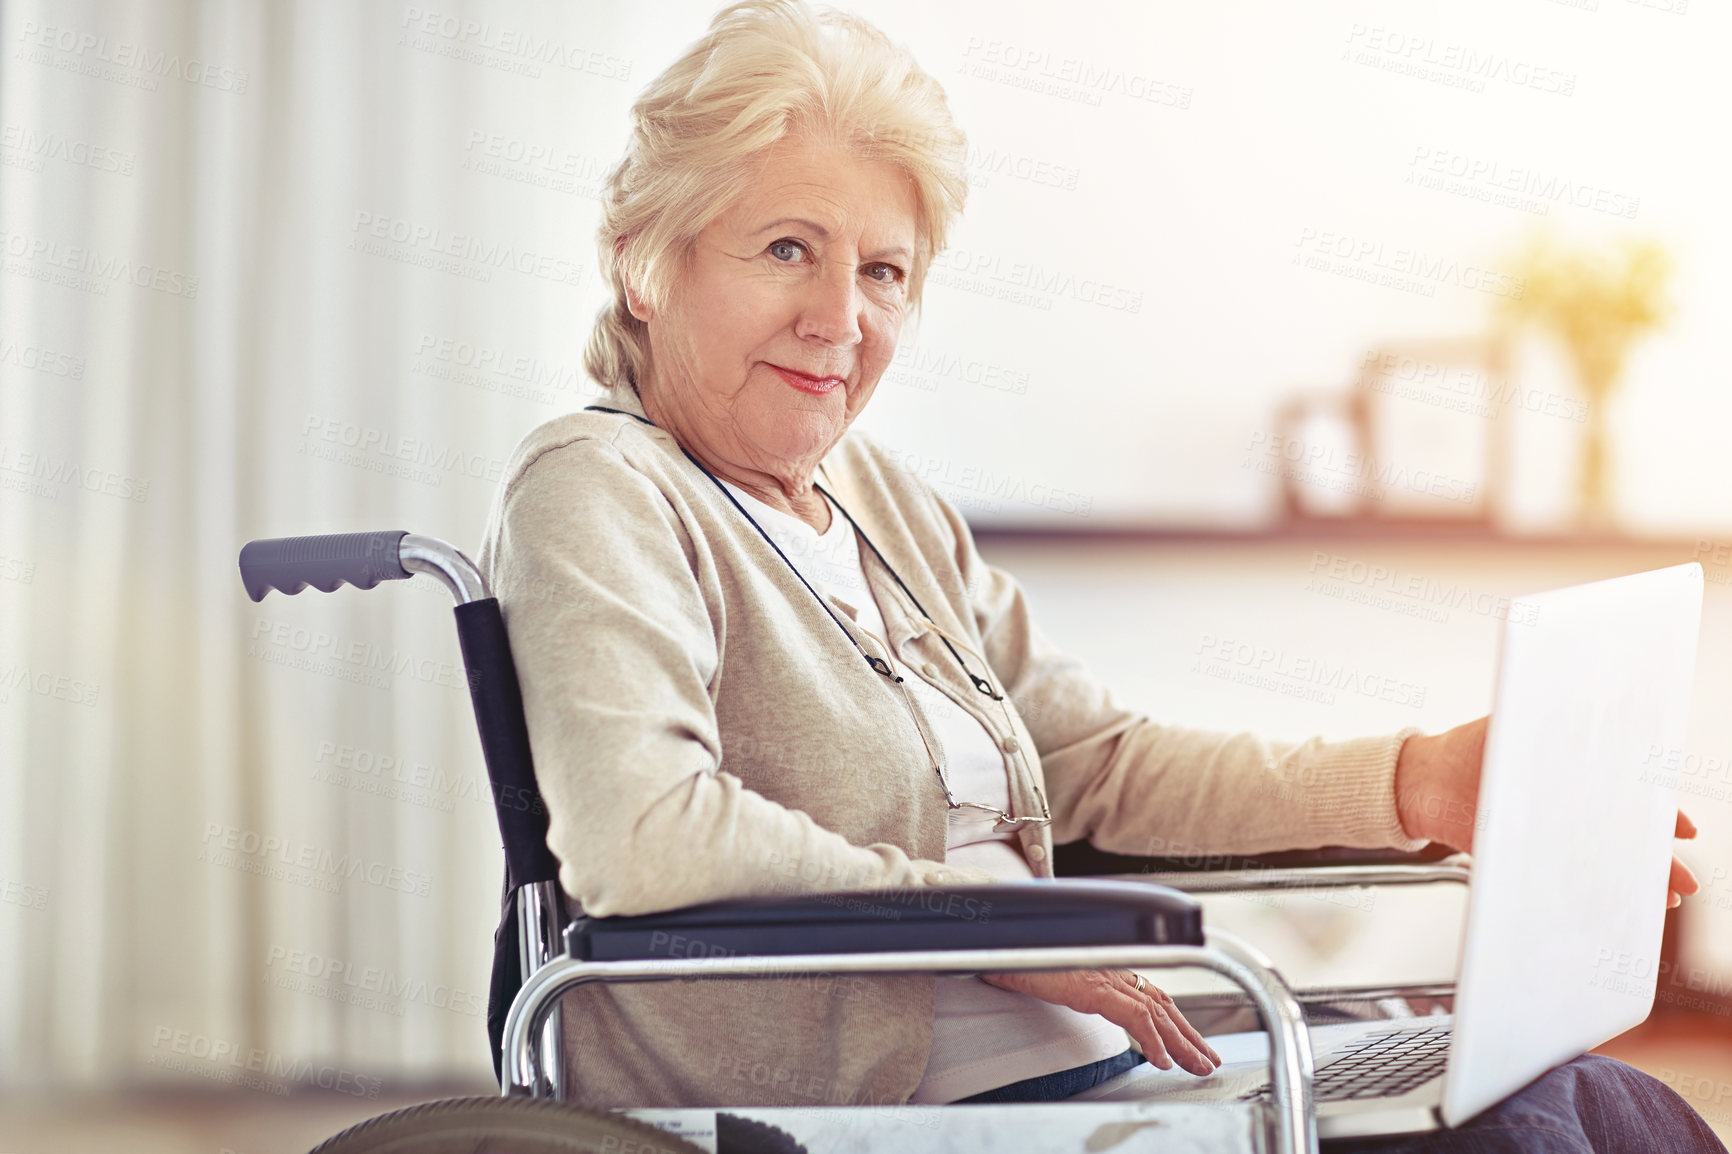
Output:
[
  {"xmin": 955, "ymin": 1048, "xmax": 1147, "ymax": 1103},
  {"xmin": 1325, "ymin": 1054, "xmax": 1727, "ymax": 1154},
  {"xmin": 960, "ymin": 1050, "xmax": 1727, "ymax": 1153}
]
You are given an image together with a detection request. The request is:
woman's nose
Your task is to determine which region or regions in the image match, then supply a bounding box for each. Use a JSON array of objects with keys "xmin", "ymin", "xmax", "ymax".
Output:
[{"xmin": 794, "ymin": 266, "xmax": 863, "ymax": 347}]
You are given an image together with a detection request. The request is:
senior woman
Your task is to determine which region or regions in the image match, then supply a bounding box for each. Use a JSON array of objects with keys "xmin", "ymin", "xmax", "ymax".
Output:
[{"xmin": 479, "ymin": 2, "xmax": 1720, "ymax": 1148}]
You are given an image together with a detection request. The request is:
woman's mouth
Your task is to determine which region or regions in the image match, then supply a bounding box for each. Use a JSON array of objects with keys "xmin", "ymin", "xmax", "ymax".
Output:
[{"xmin": 768, "ymin": 364, "xmax": 845, "ymax": 395}]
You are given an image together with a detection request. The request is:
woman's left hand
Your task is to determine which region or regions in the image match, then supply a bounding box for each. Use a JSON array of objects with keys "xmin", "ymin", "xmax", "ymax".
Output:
[
  {"xmin": 1394, "ymin": 715, "xmax": 1701, "ymax": 909},
  {"xmin": 979, "ymin": 969, "xmax": 1222, "ymax": 1076}
]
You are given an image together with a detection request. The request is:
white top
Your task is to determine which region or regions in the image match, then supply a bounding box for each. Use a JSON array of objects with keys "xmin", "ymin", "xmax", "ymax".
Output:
[{"xmin": 720, "ymin": 482, "xmax": 1128, "ymax": 1103}]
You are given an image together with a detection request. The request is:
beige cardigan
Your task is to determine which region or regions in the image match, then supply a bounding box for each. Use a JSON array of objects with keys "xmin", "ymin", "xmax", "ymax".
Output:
[{"xmin": 477, "ymin": 387, "xmax": 1426, "ymax": 1108}]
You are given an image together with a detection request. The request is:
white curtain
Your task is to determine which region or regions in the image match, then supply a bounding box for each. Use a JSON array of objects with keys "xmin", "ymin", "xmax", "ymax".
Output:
[{"xmin": 0, "ymin": 0, "xmax": 655, "ymax": 1086}]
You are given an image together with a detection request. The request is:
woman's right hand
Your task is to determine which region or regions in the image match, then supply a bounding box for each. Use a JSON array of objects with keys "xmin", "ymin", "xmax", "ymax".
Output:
[{"xmin": 980, "ymin": 969, "xmax": 1221, "ymax": 1076}]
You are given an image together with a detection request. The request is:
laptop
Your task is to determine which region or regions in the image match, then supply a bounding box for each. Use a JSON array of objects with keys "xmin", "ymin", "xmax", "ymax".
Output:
[{"xmin": 1074, "ymin": 562, "xmax": 1705, "ymax": 1141}]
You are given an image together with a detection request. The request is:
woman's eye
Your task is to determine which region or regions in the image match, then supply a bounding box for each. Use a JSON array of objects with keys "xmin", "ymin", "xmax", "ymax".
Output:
[
  {"xmin": 768, "ymin": 239, "xmax": 806, "ymax": 263},
  {"xmin": 864, "ymin": 263, "xmax": 906, "ymax": 286}
]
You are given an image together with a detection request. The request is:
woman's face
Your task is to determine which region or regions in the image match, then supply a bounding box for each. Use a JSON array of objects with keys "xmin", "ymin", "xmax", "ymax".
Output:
[{"xmin": 634, "ymin": 135, "xmax": 918, "ymax": 494}]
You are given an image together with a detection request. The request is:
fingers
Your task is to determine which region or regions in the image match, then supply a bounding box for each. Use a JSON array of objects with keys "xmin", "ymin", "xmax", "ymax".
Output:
[
  {"xmin": 1126, "ymin": 972, "xmax": 1222, "ymax": 1066},
  {"xmin": 979, "ymin": 970, "xmax": 1221, "ymax": 1077},
  {"xmin": 1668, "ymin": 856, "xmax": 1699, "ymax": 909},
  {"xmin": 1668, "ymin": 815, "xmax": 1698, "ymax": 910},
  {"xmin": 1099, "ymin": 973, "xmax": 1172, "ymax": 1071},
  {"xmin": 1111, "ymin": 972, "xmax": 1218, "ymax": 1076}
]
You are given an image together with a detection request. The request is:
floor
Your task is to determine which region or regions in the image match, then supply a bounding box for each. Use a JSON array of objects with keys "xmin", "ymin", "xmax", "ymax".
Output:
[
  {"xmin": 2, "ymin": 1016, "xmax": 1726, "ymax": 1152},
  {"xmin": 0, "ymin": 1082, "xmax": 491, "ymax": 1154}
]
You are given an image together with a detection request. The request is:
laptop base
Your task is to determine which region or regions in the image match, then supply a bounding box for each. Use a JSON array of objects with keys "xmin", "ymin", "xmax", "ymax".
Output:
[{"xmin": 1073, "ymin": 1016, "xmax": 1452, "ymax": 1140}]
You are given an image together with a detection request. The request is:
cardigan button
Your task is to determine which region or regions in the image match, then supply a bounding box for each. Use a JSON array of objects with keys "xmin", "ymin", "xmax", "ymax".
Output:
[
  {"xmin": 1001, "ymin": 737, "xmax": 1021, "ymax": 754},
  {"xmin": 922, "ymin": 662, "xmax": 939, "ymax": 677},
  {"xmin": 1027, "ymin": 844, "xmax": 1047, "ymax": 862}
]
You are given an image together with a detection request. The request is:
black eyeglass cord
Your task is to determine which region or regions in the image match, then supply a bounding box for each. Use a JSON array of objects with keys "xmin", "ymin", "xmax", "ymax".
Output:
[
  {"xmin": 816, "ymin": 485, "xmax": 1002, "ymax": 700},
  {"xmin": 584, "ymin": 404, "xmax": 1001, "ymax": 698}
]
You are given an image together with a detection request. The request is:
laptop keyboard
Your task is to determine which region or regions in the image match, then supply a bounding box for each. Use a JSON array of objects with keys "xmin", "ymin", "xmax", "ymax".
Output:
[{"xmin": 1239, "ymin": 1023, "xmax": 1452, "ymax": 1103}]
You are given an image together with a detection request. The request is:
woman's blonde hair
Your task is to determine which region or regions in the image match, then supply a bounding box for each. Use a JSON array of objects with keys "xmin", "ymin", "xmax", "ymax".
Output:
[{"xmin": 583, "ymin": 0, "xmax": 968, "ymax": 393}]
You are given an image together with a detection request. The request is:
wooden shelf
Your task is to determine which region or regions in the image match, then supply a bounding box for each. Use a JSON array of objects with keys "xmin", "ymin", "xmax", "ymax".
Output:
[{"xmin": 971, "ymin": 517, "xmax": 1720, "ymax": 553}]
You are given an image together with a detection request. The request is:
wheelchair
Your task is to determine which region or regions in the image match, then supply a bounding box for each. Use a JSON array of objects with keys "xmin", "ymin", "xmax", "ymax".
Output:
[{"xmin": 238, "ymin": 529, "xmax": 1469, "ymax": 1154}]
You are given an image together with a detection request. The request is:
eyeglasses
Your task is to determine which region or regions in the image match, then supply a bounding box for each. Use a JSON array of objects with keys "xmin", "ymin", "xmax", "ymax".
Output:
[{"xmin": 853, "ymin": 616, "xmax": 1052, "ymax": 834}]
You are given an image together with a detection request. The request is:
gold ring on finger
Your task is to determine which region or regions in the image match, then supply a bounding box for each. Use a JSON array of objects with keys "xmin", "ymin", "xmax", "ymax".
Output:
[{"xmin": 1133, "ymin": 972, "xmax": 1146, "ymax": 994}]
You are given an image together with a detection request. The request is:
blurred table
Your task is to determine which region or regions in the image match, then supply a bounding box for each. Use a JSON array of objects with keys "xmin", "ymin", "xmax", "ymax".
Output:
[{"xmin": 975, "ymin": 528, "xmax": 1732, "ymax": 1004}]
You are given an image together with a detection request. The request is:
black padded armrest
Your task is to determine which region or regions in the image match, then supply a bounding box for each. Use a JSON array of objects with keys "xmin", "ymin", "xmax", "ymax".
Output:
[
  {"xmin": 565, "ymin": 879, "xmax": 1202, "ymax": 962},
  {"xmin": 1052, "ymin": 841, "xmax": 1456, "ymax": 878}
]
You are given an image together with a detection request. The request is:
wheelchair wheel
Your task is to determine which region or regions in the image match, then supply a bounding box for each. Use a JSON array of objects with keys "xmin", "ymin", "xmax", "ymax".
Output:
[
  {"xmin": 716, "ymin": 1113, "xmax": 808, "ymax": 1153},
  {"xmin": 307, "ymin": 1096, "xmax": 705, "ymax": 1154}
]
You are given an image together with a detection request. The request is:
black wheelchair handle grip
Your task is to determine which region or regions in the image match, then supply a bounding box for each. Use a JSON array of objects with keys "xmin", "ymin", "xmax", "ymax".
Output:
[{"xmin": 239, "ymin": 531, "xmax": 411, "ymax": 602}]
